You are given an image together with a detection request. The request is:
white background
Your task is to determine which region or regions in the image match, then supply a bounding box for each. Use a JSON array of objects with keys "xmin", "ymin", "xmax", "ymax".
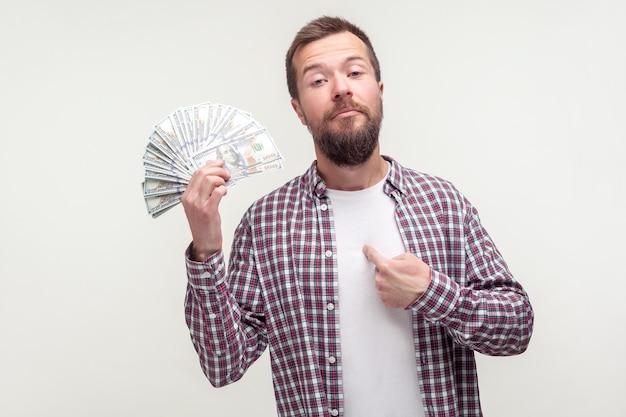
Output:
[{"xmin": 1, "ymin": 0, "xmax": 624, "ymax": 416}]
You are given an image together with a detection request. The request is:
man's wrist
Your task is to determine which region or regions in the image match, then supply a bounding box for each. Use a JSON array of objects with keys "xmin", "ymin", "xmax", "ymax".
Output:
[
  {"xmin": 189, "ymin": 242, "xmax": 219, "ymax": 262},
  {"xmin": 186, "ymin": 243, "xmax": 213, "ymax": 262}
]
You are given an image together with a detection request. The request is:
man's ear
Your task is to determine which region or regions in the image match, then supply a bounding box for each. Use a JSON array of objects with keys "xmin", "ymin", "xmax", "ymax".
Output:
[{"xmin": 291, "ymin": 98, "xmax": 307, "ymax": 126}]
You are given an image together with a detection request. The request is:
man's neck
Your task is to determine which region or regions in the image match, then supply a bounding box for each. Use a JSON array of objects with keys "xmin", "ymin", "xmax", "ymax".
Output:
[{"xmin": 316, "ymin": 150, "xmax": 388, "ymax": 191}]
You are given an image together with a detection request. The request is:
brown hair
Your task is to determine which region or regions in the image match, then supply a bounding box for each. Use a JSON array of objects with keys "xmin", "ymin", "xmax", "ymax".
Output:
[{"xmin": 285, "ymin": 16, "xmax": 381, "ymax": 99}]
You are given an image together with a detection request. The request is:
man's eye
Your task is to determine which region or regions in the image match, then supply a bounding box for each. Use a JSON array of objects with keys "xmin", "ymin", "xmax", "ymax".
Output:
[
  {"xmin": 312, "ymin": 79, "xmax": 324, "ymax": 86},
  {"xmin": 349, "ymin": 71, "xmax": 361, "ymax": 77}
]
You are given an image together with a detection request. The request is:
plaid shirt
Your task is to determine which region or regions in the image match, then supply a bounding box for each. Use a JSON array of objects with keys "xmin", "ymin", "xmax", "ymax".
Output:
[{"xmin": 185, "ymin": 156, "xmax": 533, "ymax": 417}]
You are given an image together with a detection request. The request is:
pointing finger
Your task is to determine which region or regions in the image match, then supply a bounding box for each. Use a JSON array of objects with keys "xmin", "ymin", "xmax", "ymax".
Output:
[{"xmin": 362, "ymin": 244, "xmax": 387, "ymax": 267}]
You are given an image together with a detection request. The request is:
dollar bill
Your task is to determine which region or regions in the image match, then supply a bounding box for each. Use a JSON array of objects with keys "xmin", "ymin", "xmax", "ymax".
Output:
[
  {"xmin": 144, "ymin": 169, "xmax": 189, "ymax": 184},
  {"xmin": 143, "ymin": 178, "xmax": 187, "ymax": 197},
  {"xmin": 143, "ymin": 191, "xmax": 183, "ymax": 218}
]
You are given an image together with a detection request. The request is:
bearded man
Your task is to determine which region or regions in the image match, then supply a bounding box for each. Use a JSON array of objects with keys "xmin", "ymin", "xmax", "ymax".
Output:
[{"xmin": 181, "ymin": 15, "xmax": 534, "ymax": 417}]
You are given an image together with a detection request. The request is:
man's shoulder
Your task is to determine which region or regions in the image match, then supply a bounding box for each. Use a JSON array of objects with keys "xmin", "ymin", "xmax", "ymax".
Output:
[
  {"xmin": 387, "ymin": 159, "xmax": 471, "ymax": 217},
  {"xmin": 404, "ymin": 167, "xmax": 450, "ymax": 186},
  {"xmin": 392, "ymin": 159, "xmax": 459, "ymax": 196},
  {"xmin": 246, "ymin": 171, "xmax": 310, "ymax": 213}
]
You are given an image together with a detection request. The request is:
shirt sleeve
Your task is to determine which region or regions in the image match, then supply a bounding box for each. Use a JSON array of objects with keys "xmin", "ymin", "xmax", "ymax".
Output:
[
  {"xmin": 409, "ymin": 200, "xmax": 534, "ymax": 357},
  {"xmin": 184, "ymin": 235, "xmax": 268, "ymax": 387}
]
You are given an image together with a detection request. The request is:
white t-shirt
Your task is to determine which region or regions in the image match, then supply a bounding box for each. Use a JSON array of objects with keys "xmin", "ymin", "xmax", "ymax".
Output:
[{"xmin": 326, "ymin": 172, "xmax": 425, "ymax": 417}]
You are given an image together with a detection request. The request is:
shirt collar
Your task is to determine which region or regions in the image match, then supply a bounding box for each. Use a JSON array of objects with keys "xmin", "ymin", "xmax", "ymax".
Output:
[{"xmin": 302, "ymin": 155, "xmax": 406, "ymax": 200}]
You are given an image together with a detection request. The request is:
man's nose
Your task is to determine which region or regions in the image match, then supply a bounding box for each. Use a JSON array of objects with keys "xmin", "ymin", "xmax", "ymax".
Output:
[{"xmin": 332, "ymin": 76, "xmax": 352, "ymax": 101}]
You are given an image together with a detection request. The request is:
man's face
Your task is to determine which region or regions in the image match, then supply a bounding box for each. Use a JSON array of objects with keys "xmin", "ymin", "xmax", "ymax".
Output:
[{"xmin": 291, "ymin": 31, "xmax": 384, "ymax": 166}]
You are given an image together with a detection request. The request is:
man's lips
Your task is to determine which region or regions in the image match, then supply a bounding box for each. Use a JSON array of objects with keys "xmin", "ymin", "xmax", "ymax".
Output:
[{"xmin": 331, "ymin": 107, "xmax": 361, "ymax": 120}]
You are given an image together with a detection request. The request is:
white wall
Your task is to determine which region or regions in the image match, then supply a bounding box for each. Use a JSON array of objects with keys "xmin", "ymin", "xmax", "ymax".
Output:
[{"xmin": 1, "ymin": 0, "xmax": 624, "ymax": 416}]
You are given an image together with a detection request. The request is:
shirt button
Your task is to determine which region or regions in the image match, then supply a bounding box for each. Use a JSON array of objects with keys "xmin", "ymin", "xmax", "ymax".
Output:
[
  {"xmin": 330, "ymin": 409, "xmax": 339, "ymax": 416},
  {"xmin": 208, "ymin": 313, "xmax": 217, "ymax": 319},
  {"xmin": 327, "ymin": 303, "xmax": 335, "ymax": 311},
  {"xmin": 328, "ymin": 356, "xmax": 336, "ymax": 364},
  {"xmin": 320, "ymin": 203, "xmax": 328, "ymax": 211},
  {"xmin": 325, "ymin": 250, "xmax": 333, "ymax": 258}
]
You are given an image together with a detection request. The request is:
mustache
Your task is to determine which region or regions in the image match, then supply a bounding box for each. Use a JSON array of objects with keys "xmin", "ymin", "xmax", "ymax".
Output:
[{"xmin": 323, "ymin": 99, "xmax": 371, "ymax": 122}]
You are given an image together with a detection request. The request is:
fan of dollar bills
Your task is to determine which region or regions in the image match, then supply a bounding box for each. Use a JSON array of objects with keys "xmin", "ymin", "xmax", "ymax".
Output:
[{"xmin": 142, "ymin": 102, "xmax": 283, "ymax": 218}]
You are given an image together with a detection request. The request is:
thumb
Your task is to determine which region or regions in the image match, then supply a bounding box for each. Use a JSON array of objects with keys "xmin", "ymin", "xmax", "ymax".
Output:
[{"xmin": 363, "ymin": 244, "xmax": 387, "ymax": 267}]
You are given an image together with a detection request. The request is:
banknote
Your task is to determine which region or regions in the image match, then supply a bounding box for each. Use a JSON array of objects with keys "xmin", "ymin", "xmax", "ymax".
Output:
[
  {"xmin": 142, "ymin": 102, "xmax": 282, "ymax": 218},
  {"xmin": 144, "ymin": 191, "xmax": 183, "ymax": 218},
  {"xmin": 189, "ymin": 129, "xmax": 279, "ymax": 171}
]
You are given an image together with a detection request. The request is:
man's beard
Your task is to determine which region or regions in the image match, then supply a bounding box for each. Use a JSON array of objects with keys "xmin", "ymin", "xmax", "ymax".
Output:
[{"xmin": 308, "ymin": 98, "xmax": 383, "ymax": 167}]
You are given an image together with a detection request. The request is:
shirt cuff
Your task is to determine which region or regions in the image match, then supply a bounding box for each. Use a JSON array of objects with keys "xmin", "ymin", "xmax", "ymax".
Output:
[
  {"xmin": 185, "ymin": 243, "xmax": 226, "ymax": 288},
  {"xmin": 408, "ymin": 268, "xmax": 460, "ymax": 322}
]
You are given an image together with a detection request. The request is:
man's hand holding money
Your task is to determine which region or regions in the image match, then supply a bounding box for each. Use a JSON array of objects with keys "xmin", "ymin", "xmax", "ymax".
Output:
[{"xmin": 181, "ymin": 160, "xmax": 231, "ymax": 262}]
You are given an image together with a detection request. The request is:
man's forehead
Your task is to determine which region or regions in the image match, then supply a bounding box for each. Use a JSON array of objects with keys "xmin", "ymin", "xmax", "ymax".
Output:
[{"xmin": 294, "ymin": 32, "xmax": 369, "ymax": 73}]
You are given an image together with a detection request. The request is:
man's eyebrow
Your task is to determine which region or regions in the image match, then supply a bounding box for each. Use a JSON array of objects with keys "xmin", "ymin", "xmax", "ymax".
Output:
[
  {"xmin": 301, "ymin": 55, "xmax": 368, "ymax": 76},
  {"xmin": 302, "ymin": 62, "xmax": 325, "ymax": 77}
]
